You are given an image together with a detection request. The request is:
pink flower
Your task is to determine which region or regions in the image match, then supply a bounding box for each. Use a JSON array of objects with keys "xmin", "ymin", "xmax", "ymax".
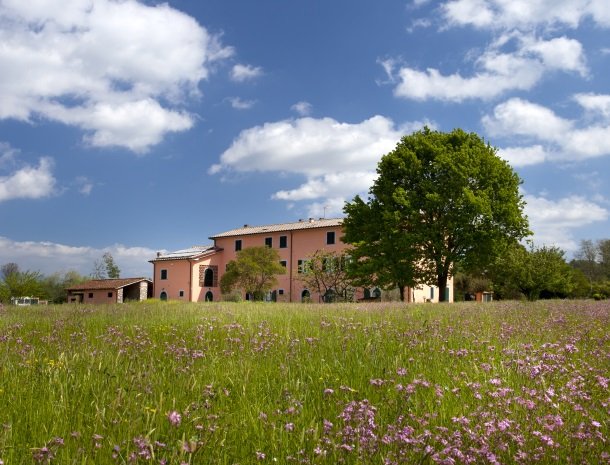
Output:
[{"xmin": 167, "ymin": 410, "xmax": 182, "ymax": 427}]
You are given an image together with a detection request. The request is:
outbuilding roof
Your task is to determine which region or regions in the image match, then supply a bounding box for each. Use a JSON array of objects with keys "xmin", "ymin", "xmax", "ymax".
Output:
[
  {"xmin": 66, "ymin": 278, "xmax": 151, "ymax": 291},
  {"xmin": 210, "ymin": 218, "xmax": 343, "ymax": 239},
  {"xmin": 149, "ymin": 245, "xmax": 218, "ymax": 262}
]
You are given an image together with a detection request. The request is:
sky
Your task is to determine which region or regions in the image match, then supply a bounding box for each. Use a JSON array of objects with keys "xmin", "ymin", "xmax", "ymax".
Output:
[{"xmin": 1, "ymin": 0, "xmax": 609, "ymax": 278}]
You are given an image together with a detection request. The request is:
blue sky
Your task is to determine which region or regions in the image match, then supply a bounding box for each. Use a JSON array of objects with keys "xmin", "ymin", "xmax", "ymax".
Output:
[{"xmin": 1, "ymin": 0, "xmax": 609, "ymax": 278}]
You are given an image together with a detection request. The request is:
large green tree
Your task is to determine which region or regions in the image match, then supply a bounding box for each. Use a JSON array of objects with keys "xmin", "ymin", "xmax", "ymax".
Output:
[
  {"xmin": 220, "ymin": 246, "xmax": 285, "ymax": 301},
  {"xmin": 343, "ymin": 127, "xmax": 530, "ymax": 301}
]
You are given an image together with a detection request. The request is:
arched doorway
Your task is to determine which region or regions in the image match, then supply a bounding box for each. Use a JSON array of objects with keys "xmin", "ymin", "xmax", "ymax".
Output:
[
  {"xmin": 205, "ymin": 291, "xmax": 213, "ymax": 302},
  {"xmin": 301, "ymin": 289, "xmax": 311, "ymax": 302},
  {"xmin": 160, "ymin": 291, "xmax": 168, "ymax": 301}
]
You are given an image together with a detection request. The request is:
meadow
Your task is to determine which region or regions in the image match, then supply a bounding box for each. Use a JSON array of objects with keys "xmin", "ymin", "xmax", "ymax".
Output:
[{"xmin": 0, "ymin": 300, "xmax": 608, "ymax": 464}]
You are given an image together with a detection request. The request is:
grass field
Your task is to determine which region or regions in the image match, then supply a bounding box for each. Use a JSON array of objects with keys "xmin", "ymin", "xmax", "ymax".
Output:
[{"xmin": 0, "ymin": 300, "xmax": 608, "ymax": 464}]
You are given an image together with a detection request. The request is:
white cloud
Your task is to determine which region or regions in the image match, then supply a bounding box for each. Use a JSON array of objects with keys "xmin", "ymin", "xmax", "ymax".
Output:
[
  {"xmin": 483, "ymin": 97, "xmax": 610, "ymax": 164},
  {"xmin": 291, "ymin": 101, "xmax": 313, "ymax": 116},
  {"xmin": 498, "ymin": 145, "xmax": 551, "ymax": 167},
  {"xmin": 0, "ymin": 236, "xmax": 160, "ymax": 277},
  {"xmin": 522, "ymin": 36, "xmax": 587, "ymax": 76},
  {"xmin": 524, "ymin": 194, "xmax": 609, "ymax": 251},
  {"xmin": 389, "ymin": 1, "xmax": 598, "ymax": 102},
  {"xmin": 574, "ymin": 93, "xmax": 610, "ymax": 119},
  {"xmin": 0, "ymin": 157, "xmax": 56, "ymax": 202},
  {"xmin": 212, "ymin": 115, "xmax": 404, "ymax": 176},
  {"xmin": 211, "ymin": 115, "xmax": 430, "ymax": 213},
  {"xmin": 230, "ymin": 64, "xmax": 263, "ymax": 82},
  {"xmin": 441, "ymin": 0, "xmax": 610, "ymax": 30},
  {"xmin": 228, "ymin": 97, "xmax": 256, "ymax": 110},
  {"xmin": 483, "ymin": 98, "xmax": 571, "ymax": 142},
  {"xmin": 0, "ymin": 0, "xmax": 233, "ymax": 152}
]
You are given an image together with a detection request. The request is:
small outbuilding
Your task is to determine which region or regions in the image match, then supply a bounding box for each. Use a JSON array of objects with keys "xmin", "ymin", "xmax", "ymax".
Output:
[{"xmin": 66, "ymin": 278, "xmax": 153, "ymax": 304}]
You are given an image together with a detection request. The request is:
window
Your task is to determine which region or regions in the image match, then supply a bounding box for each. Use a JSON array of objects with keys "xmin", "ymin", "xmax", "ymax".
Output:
[
  {"xmin": 88, "ymin": 292, "xmax": 93, "ymax": 298},
  {"xmin": 430, "ymin": 287, "xmax": 435, "ymax": 300},
  {"xmin": 160, "ymin": 291, "xmax": 167, "ymax": 301},
  {"xmin": 107, "ymin": 292, "xmax": 113, "ymax": 298},
  {"xmin": 278, "ymin": 289, "xmax": 284, "ymax": 295},
  {"xmin": 265, "ymin": 237, "xmax": 273, "ymax": 248},
  {"xmin": 204, "ymin": 268, "xmax": 214, "ymax": 287},
  {"xmin": 326, "ymin": 231, "xmax": 336, "ymax": 245},
  {"xmin": 298, "ymin": 259, "xmax": 311, "ymax": 274},
  {"xmin": 279, "ymin": 235, "xmax": 287, "ymax": 248},
  {"xmin": 160, "ymin": 269, "xmax": 168, "ymax": 280},
  {"xmin": 235, "ymin": 239, "xmax": 242, "ymax": 251},
  {"xmin": 280, "ymin": 260, "xmax": 287, "ymax": 268},
  {"xmin": 179, "ymin": 290, "xmax": 184, "ymax": 297}
]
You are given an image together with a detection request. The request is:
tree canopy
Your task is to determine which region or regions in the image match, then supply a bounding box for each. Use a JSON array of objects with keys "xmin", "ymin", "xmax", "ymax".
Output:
[
  {"xmin": 490, "ymin": 242, "xmax": 574, "ymax": 301},
  {"xmin": 220, "ymin": 246, "xmax": 285, "ymax": 301},
  {"xmin": 343, "ymin": 127, "xmax": 530, "ymax": 301}
]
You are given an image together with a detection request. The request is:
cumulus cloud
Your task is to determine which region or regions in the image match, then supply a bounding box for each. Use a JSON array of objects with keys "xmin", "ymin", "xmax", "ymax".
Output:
[
  {"xmin": 291, "ymin": 101, "xmax": 313, "ymax": 116},
  {"xmin": 0, "ymin": 236, "xmax": 160, "ymax": 277},
  {"xmin": 483, "ymin": 97, "xmax": 610, "ymax": 164},
  {"xmin": 0, "ymin": 156, "xmax": 56, "ymax": 202},
  {"xmin": 210, "ymin": 115, "xmax": 431, "ymax": 214},
  {"xmin": 524, "ymin": 194, "xmax": 609, "ymax": 251},
  {"xmin": 230, "ymin": 64, "xmax": 263, "ymax": 82},
  {"xmin": 392, "ymin": 34, "xmax": 587, "ymax": 102},
  {"xmin": 441, "ymin": 0, "xmax": 610, "ymax": 30},
  {"xmin": 388, "ymin": 0, "xmax": 600, "ymax": 102},
  {"xmin": 0, "ymin": 0, "xmax": 233, "ymax": 152}
]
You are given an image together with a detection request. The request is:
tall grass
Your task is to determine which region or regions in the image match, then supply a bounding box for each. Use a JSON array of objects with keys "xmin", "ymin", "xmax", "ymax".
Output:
[{"xmin": 0, "ymin": 300, "xmax": 608, "ymax": 464}]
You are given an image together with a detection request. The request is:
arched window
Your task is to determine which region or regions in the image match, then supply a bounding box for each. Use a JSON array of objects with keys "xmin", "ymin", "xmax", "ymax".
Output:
[
  {"xmin": 372, "ymin": 288, "xmax": 381, "ymax": 299},
  {"xmin": 364, "ymin": 288, "xmax": 371, "ymax": 299},
  {"xmin": 205, "ymin": 291, "xmax": 213, "ymax": 302},
  {"xmin": 301, "ymin": 289, "xmax": 311, "ymax": 302},
  {"xmin": 204, "ymin": 268, "xmax": 214, "ymax": 287},
  {"xmin": 160, "ymin": 291, "xmax": 168, "ymax": 301}
]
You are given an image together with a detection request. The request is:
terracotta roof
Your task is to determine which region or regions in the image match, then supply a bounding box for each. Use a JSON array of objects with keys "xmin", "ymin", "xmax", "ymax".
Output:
[
  {"xmin": 66, "ymin": 278, "xmax": 151, "ymax": 291},
  {"xmin": 210, "ymin": 218, "xmax": 343, "ymax": 239},
  {"xmin": 149, "ymin": 245, "xmax": 218, "ymax": 262}
]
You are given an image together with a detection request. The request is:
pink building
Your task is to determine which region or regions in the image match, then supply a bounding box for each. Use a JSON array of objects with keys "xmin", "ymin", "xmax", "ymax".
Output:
[
  {"xmin": 66, "ymin": 278, "xmax": 152, "ymax": 304},
  {"xmin": 150, "ymin": 218, "xmax": 453, "ymax": 303}
]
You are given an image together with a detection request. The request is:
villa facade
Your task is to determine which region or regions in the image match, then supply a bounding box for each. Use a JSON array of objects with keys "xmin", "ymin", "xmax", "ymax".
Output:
[{"xmin": 150, "ymin": 218, "xmax": 453, "ymax": 303}]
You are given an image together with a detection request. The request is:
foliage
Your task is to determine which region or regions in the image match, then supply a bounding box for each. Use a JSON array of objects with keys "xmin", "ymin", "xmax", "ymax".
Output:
[
  {"xmin": 0, "ymin": 300, "xmax": 608, "ymax": 464},
  {"xmin": 220, "ymin": 246, "xmax": 285, "ymax": 300},
  {"xmin": 343, "ymin": 197, "xmax": 419, "ymax": 301},
  {"xmin": 40, "ymin": 271, "xmax": 86, "ymax": 303},
  {"xmin": 90, "ymin": 253, "xmax": 120, "ymax": 279},
  {"xmin": 298, "ymin": 250, "xmax": 355, "ymax": 302},
  {"xmin": 344, "ymin": 127, "xmax": 529, "ymax": 302},
  {"xmin": 0, "ymin": 265, "xmax": 44, "ymax": 302},
  {"xmin": 490, "ymin": 242, "xmax": 574, "ymax": 301},
  {"xmin": 452, "ymin": 271, "xmax": 492, "ymax": 301},
  {"xmin": 570, "ymin": 239, "xmax": 610, "ymax": 298}
]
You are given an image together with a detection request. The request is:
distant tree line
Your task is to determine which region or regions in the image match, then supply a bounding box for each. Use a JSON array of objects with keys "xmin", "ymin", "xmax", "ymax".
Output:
[
  {"xmin": 0, "ymin": 253, "xmax": 121, "ymax": 304},
  {"xmin": 454, "ymin": 239, "xmax": 610, "ymax": 301}
]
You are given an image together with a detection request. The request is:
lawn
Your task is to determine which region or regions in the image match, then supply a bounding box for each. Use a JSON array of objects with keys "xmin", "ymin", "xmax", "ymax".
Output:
[{"xmin": 0, "ymin": 300, "xmax": 608, "ymax": 464}]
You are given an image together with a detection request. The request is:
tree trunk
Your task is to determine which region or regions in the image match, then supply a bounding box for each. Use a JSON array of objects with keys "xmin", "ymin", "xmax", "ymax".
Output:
[
  {"xmin": 437, "ymin": 274, "xmax": 448, "ymax": 302},
  {"xmin": 398, "ymin": 285, "xmax": 405, "ymax": 302}
]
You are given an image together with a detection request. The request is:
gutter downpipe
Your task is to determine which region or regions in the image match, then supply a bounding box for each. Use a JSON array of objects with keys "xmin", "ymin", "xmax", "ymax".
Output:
[{"xmin": 289, "ymin": 231, "xmax": 294, "ymax": 302}]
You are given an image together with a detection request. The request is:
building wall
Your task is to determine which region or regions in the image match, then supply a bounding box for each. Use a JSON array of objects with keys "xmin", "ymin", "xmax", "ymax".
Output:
[
  {"xmin": 153, "ymin": 259, "xmax": 193, "ymax": 301},
  {"xmin": 77, "ymin": 289, "xmax": 118, "ymax": 304},
  {"xmin": 152, "ymin": 223, "xmax": 454, "ymax": 303},
  {"xmin": 213, "ymin": 223, "xmax": 349, "ymax": 303}
]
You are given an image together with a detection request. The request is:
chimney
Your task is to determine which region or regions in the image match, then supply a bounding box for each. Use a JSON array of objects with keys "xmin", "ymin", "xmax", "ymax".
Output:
[
  {"xmin": 244, "ymin": 224, "xmax": 249, "ymax": 228},
  {"xmin": 156, "ymin": 252, "xmax": 161, "ymax": 258}
]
